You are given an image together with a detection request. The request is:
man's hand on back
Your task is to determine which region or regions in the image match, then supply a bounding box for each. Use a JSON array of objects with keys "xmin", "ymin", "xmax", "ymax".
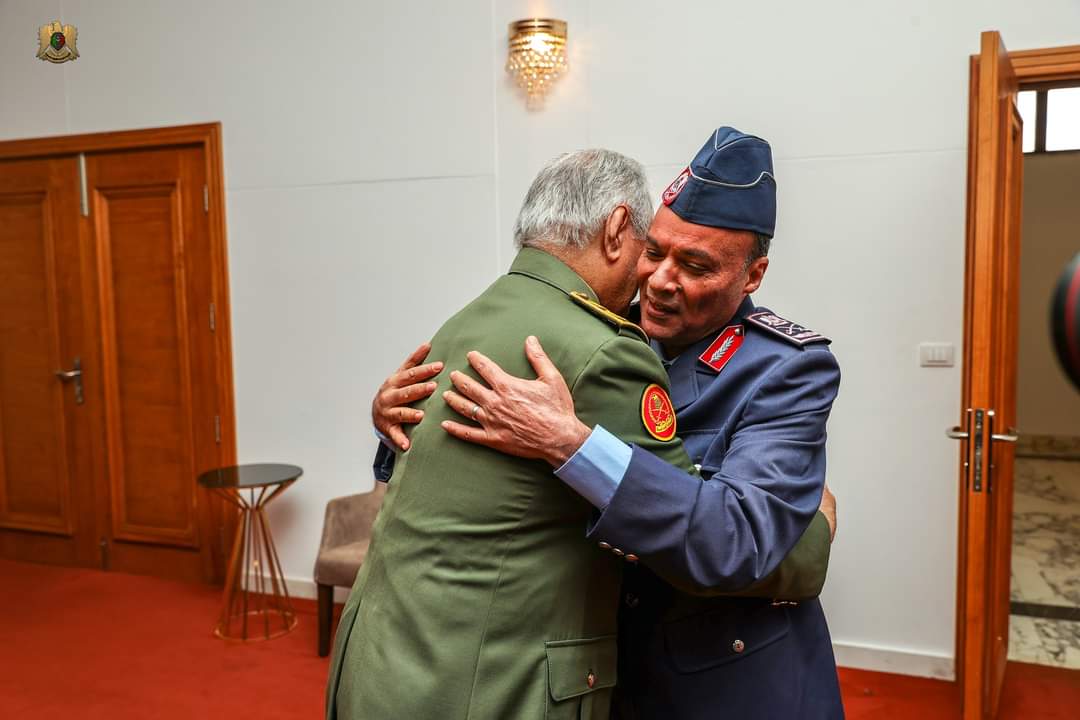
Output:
[
  {"xmin": 372, "ymin": 341, "xmax": 443, "ymax": 451},
  {"xmin": 441, "ymin": 336, "xmax": 591, "ymax": 467}
]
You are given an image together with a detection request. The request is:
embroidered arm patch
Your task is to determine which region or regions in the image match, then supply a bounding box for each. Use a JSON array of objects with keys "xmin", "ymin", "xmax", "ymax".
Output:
[
  {"xmin": 641, "ymin": 384, "xmax": 677, "ymax": 441},
  {"xmin": 746, "ymin": 311, "xmax": 830, "ymax": 346}
]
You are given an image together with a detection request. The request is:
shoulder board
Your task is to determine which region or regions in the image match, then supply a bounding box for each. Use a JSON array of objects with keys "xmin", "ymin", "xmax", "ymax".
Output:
[
  {"xmin": 746, "ymin": 310, "xmax": 830, "ymax": 346},
  {"xmin": 570, "ymin": 291, "xmax": 648, "ymax": 342}
]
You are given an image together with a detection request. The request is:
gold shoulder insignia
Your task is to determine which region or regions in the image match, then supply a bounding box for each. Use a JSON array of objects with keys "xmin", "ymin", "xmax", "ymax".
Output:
[{"xmin": 569, "ymin": 291, "xmax": 648, "ymax": 342}]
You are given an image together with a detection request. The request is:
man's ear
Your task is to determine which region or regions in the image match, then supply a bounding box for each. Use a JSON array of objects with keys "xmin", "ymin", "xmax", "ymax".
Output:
[
  {"xmin": 602, "ymin": 205, "xmax": 631, "ymax": 262},
  {"xmin": 743, "ymin": 256, "xmax": 769, "ymax": 295}
]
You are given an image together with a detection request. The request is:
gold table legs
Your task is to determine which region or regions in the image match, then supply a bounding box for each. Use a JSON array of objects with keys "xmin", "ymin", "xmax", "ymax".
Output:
[{"xmin": 210, "ymin": 481, "xmax": 297, "ymax": 641}]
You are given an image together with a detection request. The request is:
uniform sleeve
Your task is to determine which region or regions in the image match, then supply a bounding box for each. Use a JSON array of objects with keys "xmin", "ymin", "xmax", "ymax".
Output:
[
  {"xmin": 585, "ymin": 347, "xmax": 840, "ymax": 597},
  {"xmin": 567, "ymin": 335, "xmax": 697, "ymax": 480},
  {"xmin": 373, "ymin": 441, "xmax": 397, "ymax": 482}
]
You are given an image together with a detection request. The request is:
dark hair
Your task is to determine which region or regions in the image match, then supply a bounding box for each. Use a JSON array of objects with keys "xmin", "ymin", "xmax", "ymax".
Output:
[{"xmin": 746, "ymin": 232, "xmax": 771, "ymax": 267}]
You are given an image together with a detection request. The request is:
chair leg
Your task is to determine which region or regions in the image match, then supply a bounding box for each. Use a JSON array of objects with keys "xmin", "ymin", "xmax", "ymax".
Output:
[{"xmin": 317, "ymin": 583, "xmax": 333, "ymax": 657}]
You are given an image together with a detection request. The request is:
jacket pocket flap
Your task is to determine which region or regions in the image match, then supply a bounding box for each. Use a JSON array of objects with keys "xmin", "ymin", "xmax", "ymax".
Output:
[
  {"xmin": 663, "ymin": 602, "xmax": 790, "ymax": 673},
  {"xmin": 545, "ymin": 635, "xmax": 618, "ymax": 701}
]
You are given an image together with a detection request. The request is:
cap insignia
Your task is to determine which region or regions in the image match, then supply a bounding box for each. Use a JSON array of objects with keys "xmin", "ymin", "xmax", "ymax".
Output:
[{"xmin": 662, "ymin": 167, "xmax": 691, "ymax": 206}]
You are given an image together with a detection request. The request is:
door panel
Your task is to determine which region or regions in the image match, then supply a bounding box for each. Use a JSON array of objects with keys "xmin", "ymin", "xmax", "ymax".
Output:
[
  {"xmin": 957, "ymin": 31, "xmax": 1022, "ymax": 720},
  {"xmin": 87, "ymin": 145, "xmax": 222, "ymax": 583},
  {"xmin": 95, "ymin": 184, "xmax": 198, "ymax": 546},
  {"xmin": 0, "ymin": 157, "xmax": 96, "ymax": 566}
]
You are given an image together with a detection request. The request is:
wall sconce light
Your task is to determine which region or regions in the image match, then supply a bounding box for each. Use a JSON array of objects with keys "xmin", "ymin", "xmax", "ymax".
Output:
[{"xmin": 506, "ymin": 19, "xmax": 568, "ymax": 108}]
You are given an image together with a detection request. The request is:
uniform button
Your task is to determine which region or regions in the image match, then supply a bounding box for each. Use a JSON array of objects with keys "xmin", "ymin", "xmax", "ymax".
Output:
[
  {"xmin": 625, "ymin": 554, "xmax": 639, "ymax": 563},
  {"xmin": 586, "ymin": 670, "xmax": 596, "ymax": 688},
  {"xmin": 598, "ymin": 541, "xmax": 611, "ymax": 550},
  {"xmin": 612, "ymin": 548, "xmax": 625, "ymax": 556},
  {"xmin": 625, "ymin": 593, "xmax": 640, "ymax": 608},
  {"xmin": 732, "ymin": 639, "xmax": 745, "ymax": 654}
]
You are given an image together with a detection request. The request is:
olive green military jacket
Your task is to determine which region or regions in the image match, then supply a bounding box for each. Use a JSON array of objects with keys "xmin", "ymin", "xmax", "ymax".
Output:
[{"xmin": 326, "ymin": 249, "xmax": 830, "ymax": 720}]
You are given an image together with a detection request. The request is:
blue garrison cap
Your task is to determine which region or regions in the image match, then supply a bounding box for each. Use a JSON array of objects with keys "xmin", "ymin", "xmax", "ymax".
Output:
[{"xmin": 661, "ymin": 127, "xmax": 777, "ymax": 238}]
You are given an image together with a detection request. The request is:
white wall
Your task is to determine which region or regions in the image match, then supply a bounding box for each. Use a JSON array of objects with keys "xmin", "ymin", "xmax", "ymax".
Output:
[
  {"xmin": 495, "ymin": 0, "xmax": 1080, "ymax": 679},
  {"xmin": 0, "ymin": 0, "xmax": 501, "ymax": 599},
  {"xmin": 1017, "ymin": 153, "xmax": 1080, "ymax": 437},
  {"xmin": 4, "ymin": 0, "xmax": 1080, "ymax": 679}
]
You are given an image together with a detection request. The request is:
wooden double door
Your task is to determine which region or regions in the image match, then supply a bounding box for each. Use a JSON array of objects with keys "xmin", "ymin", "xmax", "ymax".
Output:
[{"xmin": 0, "ymin": 125, "xmax": 236, "ymax": 584}]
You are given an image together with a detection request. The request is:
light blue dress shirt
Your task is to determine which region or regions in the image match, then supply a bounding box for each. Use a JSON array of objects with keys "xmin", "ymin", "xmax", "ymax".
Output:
[{"xmin": 554, "ymin": 425, "xmax": 631, "ymax": 509}]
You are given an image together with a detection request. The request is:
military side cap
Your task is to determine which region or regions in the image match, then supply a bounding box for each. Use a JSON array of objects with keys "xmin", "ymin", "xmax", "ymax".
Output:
[{"xmin": 661, "ymin": 127, "xmax": 777, "ymax": 238}]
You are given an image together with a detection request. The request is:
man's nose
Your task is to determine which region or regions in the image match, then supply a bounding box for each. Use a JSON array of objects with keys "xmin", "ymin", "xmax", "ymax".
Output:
[{"xmin": 649, "ymin": 261, "xmax": 679, "ymax": 296}]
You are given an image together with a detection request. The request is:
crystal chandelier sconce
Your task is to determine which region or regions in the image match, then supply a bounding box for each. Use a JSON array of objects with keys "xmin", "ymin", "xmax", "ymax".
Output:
[{"xmin": 506, "ymin": 19, "xmax": 568, "ymax": 108}]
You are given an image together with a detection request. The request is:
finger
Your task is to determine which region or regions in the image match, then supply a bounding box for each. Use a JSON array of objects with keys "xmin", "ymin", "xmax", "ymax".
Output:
[
  {"xmin": 384, "ymin": 381, "xmax": 438, "ymax": 407},
  {"xmin": 396, "ymin": 341, "xmax": 433, "ymax": 372},
  {"xmin": 449, "ymin": 370, "xmax": 496, "ymax": 406},
  {"xmin": 465, "ymin": 350, "xmax": 514, "ymax": 391},
  {"xmin": 391, "ymin": 361, "xmax": 444, "ymax": 388},
  {"xmin": 386, "ymin": 425, "xmax": 411, "ymax": 451},
  {"xmin": 443, "ymin": 390, "xmax": 482, "ymax": 422},
  {"xmin": 393, "ymin": 407, "xmax": 424, "ymax": 424},
  {"xmin": 441, "ymin": 420, "xmax": 499, "ymax": 448},
  {"xmin": 524, "ymin": 336, "xmax": 562, "ymax": 383}
]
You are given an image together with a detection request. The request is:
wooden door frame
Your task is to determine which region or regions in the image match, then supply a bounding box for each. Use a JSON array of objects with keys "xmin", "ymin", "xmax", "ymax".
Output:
[
  {"xmin": 956, "ymin": 41, "xmax": 1080, "ymax": 713},
  {"xmin": 0, "ymin": 123, "xmax": 238, "ymax": 582}
]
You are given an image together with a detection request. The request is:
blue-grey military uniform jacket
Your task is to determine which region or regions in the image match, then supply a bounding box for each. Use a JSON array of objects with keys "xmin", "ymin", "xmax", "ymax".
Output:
[{"xmin": 599, "ymin": 296, "xmax": 843, "ymax": 719}]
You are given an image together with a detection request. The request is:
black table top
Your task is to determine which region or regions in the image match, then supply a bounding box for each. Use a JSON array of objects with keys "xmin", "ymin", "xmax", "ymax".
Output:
[{"xmin": 197, "ymin": 463, "xmax": 303, "ymax": 489}]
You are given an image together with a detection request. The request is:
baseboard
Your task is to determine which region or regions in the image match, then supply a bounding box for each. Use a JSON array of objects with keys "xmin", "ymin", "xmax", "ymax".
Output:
[
  {"xmin": 833, "ymin": 641, "xmax": 955, "ymax": 680},
  {"xmin": 260, "ymin": 573, "xmax": 352, "ymax": 604}
]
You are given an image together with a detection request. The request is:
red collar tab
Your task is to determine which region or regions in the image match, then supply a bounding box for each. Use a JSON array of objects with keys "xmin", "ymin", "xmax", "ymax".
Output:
[{"xmin": 698, "ymin": 325, "xmax": 745, "ymax": 373}]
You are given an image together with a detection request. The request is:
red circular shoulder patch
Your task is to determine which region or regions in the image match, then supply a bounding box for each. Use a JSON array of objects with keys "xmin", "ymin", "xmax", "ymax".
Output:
[{"xmin": 641, "ymin": 384, "xmax": 676, "ymax": 441}]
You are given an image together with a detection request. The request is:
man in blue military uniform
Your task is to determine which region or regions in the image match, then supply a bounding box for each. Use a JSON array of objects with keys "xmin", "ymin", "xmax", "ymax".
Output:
[{"xmin": 428, "ymin": 128, "xmax": 844, "ymax": 718}]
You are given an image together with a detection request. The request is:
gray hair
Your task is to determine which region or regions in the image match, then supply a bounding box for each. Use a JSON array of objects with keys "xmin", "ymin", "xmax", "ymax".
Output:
[{"xmin": 513, "ymin": 149, "xmax": 653, "ymax": 251}]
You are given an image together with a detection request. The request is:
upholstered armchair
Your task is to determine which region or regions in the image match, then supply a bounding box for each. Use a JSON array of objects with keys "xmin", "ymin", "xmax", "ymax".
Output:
[{"xmin": 313, "ymin": 483, "xmax": 387, "ymax": 656}]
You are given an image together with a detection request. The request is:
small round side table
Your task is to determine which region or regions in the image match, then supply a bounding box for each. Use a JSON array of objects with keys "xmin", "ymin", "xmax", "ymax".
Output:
[{"xmin": 198, "ymin": 463, "xmax": 303, "ymax": 641}]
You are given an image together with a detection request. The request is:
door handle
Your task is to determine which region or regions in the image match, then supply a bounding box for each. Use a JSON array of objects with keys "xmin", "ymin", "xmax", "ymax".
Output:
[
  {"xmin": 55, "ymin": 357, "xmax": 84, "ymax": 405},
  {"xmin": 947, "ymin": 427, "xmax": 970, "ymax": 440},
  {"xmin": 991, "ymin": 429, "xmax": 1018, "ymax": 443}
]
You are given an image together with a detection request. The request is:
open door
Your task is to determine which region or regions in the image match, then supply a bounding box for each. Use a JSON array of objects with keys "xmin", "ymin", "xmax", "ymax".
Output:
[{"xmin": 953, "ymin": 30, "xmax": 1023, "ymax": 720}]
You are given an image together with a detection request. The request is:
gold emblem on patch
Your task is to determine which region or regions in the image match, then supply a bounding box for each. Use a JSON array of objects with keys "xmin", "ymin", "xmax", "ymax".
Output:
[
  {"xmin": 641, "ymin": 384, "xmax": 676, "ymax": 441},
  {"xmin": 37, "ymin": 21, "xmax": 79, "ymax": 64}
]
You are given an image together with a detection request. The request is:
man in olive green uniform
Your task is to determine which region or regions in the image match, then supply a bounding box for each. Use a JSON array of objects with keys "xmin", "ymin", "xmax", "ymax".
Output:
[{"xmin": 325, "ymin": 150, "xmax": 829, "ymax": 719}]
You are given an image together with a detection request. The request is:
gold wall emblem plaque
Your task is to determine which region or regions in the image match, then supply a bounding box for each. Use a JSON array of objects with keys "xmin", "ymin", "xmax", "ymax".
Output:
[{"xmin": 37, "ymin": 21, "xmax": 79, "ymax": 63}]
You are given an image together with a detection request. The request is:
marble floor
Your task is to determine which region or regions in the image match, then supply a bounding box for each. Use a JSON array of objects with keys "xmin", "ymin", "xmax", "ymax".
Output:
[{"xmin": 1008, "ymin": 455, "xmax": 1080, "ymax": 669}]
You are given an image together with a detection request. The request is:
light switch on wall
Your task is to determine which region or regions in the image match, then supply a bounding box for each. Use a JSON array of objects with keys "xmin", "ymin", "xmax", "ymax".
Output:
[{"xmin": 919, "ymin": 342, "xmax": 955, "ymax": 367}]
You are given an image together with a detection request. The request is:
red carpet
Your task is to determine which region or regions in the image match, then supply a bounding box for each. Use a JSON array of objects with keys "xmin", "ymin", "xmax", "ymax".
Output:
[{"xmin": 2, "ymin": 559, "xmax": 1078, "ymax": 718}]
